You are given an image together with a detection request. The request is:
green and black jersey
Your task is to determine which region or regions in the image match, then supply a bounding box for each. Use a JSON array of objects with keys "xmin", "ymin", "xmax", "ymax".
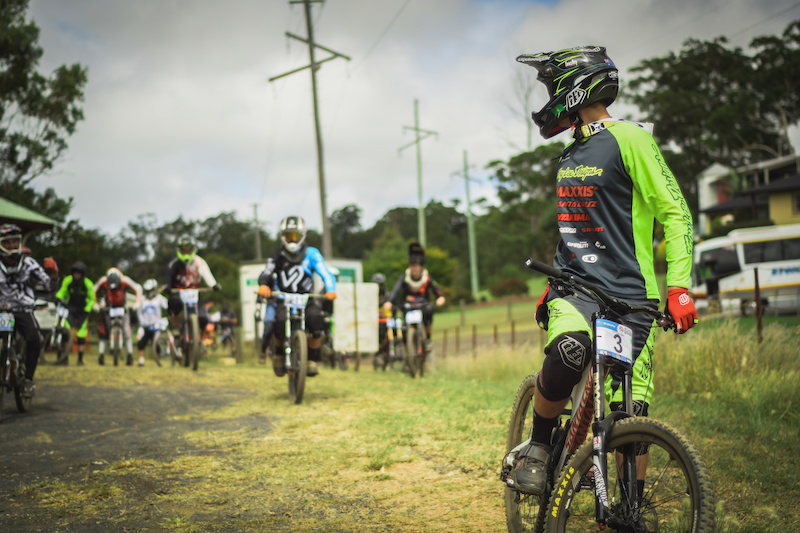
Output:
[{"xmin": 554, "ymin": 119, "xmax": 693, "ymax": 302}]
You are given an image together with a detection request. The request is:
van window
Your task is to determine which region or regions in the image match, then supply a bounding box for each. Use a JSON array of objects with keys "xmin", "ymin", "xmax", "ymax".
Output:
[
  {"xmin": 695, "ymin": 246, "xmax": 740, "ymax": 287},
  {"xmin": 743, "ymin": 238, "xmax": 800, "ymax": 263}
]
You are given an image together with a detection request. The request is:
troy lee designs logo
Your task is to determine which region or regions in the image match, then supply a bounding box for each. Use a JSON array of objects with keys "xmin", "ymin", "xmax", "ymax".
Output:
[{"xmin": 557, "ymin": 166, "xmax": 603, "ymax": 182}]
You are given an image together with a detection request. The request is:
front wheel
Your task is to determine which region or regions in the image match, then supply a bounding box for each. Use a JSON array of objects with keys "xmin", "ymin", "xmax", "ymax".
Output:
[
  {"xmin": 12, "ymin": 336, "xmax": 29, "ymax": 413},
  {"xmin": 188, "ymin": 314, "xmax": 201, "ymax": 371},
  {"xmin": 405, "ymin": 327, "xmax": 418, "ymax": 378},
  {"xmin": 54, "ymin": 326, "xmax": 73, "ymax": 364},
  {"xmin": 504, "ymin": 372, "xmax": 548, "ymax": 533},
  {"xmin": 288, "ymin": 330, "xmax": 308, "ymax": 404},
  {"xmin": 545, "ymin": 417, "xmax": 715, "ymax": 533}
]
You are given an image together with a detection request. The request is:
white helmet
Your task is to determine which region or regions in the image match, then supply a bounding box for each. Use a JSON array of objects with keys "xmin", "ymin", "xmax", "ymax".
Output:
[
  {"xmin": 279, "ymin": 216, "xmax": 307, "ymax": 255},
  {"xmin": 143, "ymin": 278, "xmax": 158, "ymax": 296}
]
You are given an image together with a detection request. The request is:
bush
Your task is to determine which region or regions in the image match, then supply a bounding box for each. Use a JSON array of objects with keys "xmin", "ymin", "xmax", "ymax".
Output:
[{"xmin": 489, "ymin": 278, "xmax": 529, "ymax": 297}]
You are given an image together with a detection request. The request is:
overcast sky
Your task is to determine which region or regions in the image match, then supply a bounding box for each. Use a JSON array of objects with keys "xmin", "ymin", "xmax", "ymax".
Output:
[{"xmin": 27, "ymin": 0, "xmax": 800, "ymax": 240}]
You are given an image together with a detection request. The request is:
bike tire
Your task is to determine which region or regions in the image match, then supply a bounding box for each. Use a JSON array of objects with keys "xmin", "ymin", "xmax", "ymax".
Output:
[
  {"xmin": 288, "ymin": 330, "xmax": 308, "ymax": 404},
  {"xmin": 12, "ymin": 335, "xmax": 28, "ymax": 413},
  {"xmin": 504, "ymin": 372, "xmax": 548, "ymax": 533},
  {"xmin": 111, "ymin": 323, "xmax": 121, "ymax": 366},
  {"xmin": 418, "ymin": 345, "xmax": 426, "ymax": 378},
  {"xmin": 545, "ymin": 416, "xmax": 715, "ymax": 533},
  {"xmin": 189, "ymin": 314, "xmax": 201, "ymax": 371},
  {"xmin": 405, "ymin": 327, "xmax": 418, "ymax": 378},
  {"xmin": 0, "ymin": 345, "xmax": 7, "ymax": 422},
  {"xmin": 55, "ymin": 326, "xmax": 73, "ymax": 364}
]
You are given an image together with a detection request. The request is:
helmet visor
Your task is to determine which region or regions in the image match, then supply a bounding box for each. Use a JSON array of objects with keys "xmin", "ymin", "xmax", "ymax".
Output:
[
  {"xmin": 283, "ymin": 231, "xmax": 303, "ymax": 244},
  {"xmin": 0, "ymin": 236, "xmax": 22, "ymax": 255}
]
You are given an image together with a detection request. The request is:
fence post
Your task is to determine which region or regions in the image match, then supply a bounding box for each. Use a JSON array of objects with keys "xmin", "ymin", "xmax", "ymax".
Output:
[
  {"xmin": 442, "ymin": 329, "xmax": 447, "ymax": 358},
  {"xmin": 472, "ymin": 324, "xmax": 477, "ymax": 358},
  {"xmin": 511, "ymin": 320, "xmax": 515, "ymax": 349},
  {"xmin": 493, "ymin": 324, "xmax": 498, "ymax": 345},
  {"xmin": 754, "ymin": 268, "xmax": 763, "ymax": 344},
  {"xmin": 455, "ymin": 326, "xmax": 460, "ymax": 356},
  {"xmin": 507, "ymin": 297, "xmax": 512, "ymax": 321}
]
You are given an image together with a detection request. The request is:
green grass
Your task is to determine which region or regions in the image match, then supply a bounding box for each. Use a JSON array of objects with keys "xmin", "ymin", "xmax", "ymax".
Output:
[{"xmin": 15, "ymin": 310, "xmax": 800, "ymax": 532}]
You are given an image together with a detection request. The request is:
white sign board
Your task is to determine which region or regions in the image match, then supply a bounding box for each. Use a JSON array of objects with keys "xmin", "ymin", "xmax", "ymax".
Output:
[
  {"xmin": 333, "ymin": 282, "xmax": 378, "ymax": 353},
  {"xmin": 239, "ymin": 261, "xmax": 266, "ymax": 345}
]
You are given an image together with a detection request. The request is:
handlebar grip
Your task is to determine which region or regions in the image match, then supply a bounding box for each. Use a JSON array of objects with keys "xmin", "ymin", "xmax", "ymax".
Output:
[{"xmin": 525, "ymin": 258, "xmax": 566, "ymax": 280}]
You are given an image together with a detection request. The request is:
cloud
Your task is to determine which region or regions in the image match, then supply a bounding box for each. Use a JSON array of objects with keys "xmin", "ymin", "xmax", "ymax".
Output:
[{"xmin": 28, "ymin": 0, "xmax": 800, "ymax": 241}]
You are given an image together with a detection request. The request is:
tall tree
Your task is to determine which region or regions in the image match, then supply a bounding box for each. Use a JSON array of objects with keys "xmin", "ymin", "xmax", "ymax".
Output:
[
  {"xmin": 625, "ymin": 21, "xmax": 800, "ymax": 207},
  {"xmin": 0, "ymin": 0, "xmax": 87, "ymax": 189}
]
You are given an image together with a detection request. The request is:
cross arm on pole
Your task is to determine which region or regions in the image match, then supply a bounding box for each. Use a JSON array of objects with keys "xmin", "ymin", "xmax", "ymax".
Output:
[
  {"xmin": 285, "ymin": 32, "xmax": 352, "ymax": 61},
  {"xmin": 269, "ymin": 55, "xmax": 339, "ymax": 82},
  {"xmin": 398, "ymin": 131, "xmax": 437, "ymax": 154}
]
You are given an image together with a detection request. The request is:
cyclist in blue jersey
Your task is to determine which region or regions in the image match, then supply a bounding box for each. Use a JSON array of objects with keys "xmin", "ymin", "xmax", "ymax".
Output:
[
  {"xmin": 256, "ymin": 216, "xmax": 337, "ymax": 378},
  {"xmin": 509, "ymin": 46, "xmax": 698, "ymax": 496}
]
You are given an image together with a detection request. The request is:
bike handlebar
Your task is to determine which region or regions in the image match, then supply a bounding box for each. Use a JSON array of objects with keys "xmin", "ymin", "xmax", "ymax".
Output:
[{"xmin": 525, "ymin": 258, "xmax": 675, "ymax": 331}]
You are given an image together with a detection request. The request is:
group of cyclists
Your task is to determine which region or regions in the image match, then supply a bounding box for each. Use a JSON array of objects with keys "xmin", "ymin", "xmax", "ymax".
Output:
[{"xmin": 0, "ymin": 224, "xmax": 238, "ymax": 396}]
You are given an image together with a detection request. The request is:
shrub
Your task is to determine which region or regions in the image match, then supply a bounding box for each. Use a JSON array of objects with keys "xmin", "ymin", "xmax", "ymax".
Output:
[{"xmin": 489, "ymin": 278, "xmax": 529, "ymax": 297}]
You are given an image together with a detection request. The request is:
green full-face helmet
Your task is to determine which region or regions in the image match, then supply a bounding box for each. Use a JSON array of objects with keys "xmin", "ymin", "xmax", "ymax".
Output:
[
  {"xmin": 176, "ymin": 234, "xmax": 197, "ymax": 264},
  {"xmin": 517, "ymin": 46, "xmax": 618, "ymax": 139}
]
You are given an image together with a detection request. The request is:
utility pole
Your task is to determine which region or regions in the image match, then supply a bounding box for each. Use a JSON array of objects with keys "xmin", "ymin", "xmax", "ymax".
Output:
[
  {"xmin": 398, "ymin": 99, "xmax": 437, "ymax": 248},
  {"xmin": 252, "ymin": 203, "xmax": 262, "ymax": 260},
  {"xmin": 454, "ymin": 150, "xmax": 480, "ymax": 297},
  {"xmin": 269, "ymin": 0, "xmax": 350, "ymax": 258}
]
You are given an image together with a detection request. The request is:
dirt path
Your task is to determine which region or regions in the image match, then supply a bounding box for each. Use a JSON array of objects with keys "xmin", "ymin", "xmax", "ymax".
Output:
[{"xmin": 0, "ymin": 380, "xmax": 272, "ymax": 532}]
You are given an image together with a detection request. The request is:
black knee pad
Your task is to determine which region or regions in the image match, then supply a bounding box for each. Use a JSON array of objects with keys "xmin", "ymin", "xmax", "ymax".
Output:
[{"xmin": 538, "ymin": 332, "xmax": 592, "ymax": 401}]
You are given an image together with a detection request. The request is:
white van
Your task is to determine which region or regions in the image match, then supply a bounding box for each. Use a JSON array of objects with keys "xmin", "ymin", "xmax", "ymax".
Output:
[{"xmin": 691, "ymin": 223, "xmax": 800, "ymax": 315}]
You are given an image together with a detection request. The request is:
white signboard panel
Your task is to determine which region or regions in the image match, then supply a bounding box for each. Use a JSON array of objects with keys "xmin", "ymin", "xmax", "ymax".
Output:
[{"xmin": 333, "ymin": 282, "xmax": 378, "ymax": 353}]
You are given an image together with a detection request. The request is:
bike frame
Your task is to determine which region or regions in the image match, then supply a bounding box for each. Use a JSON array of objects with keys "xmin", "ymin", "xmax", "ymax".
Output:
[{"xmin": 512, "ymin": 258, "xmax": 670, "ymax": 529}]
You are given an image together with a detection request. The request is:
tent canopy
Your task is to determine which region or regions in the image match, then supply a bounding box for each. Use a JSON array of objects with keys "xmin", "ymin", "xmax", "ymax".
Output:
[{"xmin": 0, "ymin": 196, "xmax": 58, "ymax": 232}]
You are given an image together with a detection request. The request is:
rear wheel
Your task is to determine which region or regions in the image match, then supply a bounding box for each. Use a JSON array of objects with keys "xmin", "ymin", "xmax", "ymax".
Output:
[
  {"xmin": 111, "ymin": 322, "xmax": 121, "ymax": 366},
  {"xmin": 545, "ymin": 417, "xmax": 716, "ymax": 533},
  {"xmin": 288, "ymin": 330, "xmax": 308, "ymax": 404},
  {"xmin": 504, "ymin": 372, "xmax": 548, "ymax": 533}
]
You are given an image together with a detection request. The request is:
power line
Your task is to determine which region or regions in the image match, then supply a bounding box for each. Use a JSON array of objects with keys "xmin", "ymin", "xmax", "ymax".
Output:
[
  {"xmin": 354, "ymin": 0, "xmax": 413, "ymax": 72},
  {"xmin": 728, "ymin": 1, "xmax": 800, "ymax": 41}
]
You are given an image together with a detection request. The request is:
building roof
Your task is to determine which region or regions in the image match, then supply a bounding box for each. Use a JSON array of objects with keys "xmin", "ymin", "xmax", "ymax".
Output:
[
  {"xmin": 700, "ymin": 195, "xmax": 767, "ymax": 214},
  {"xmin": 0, "ymin": 197, "xmax": 58, "ymax": 232},
  {"xmin": 739, "ymin": 174, "xmax": 800, "ymax": 195}
]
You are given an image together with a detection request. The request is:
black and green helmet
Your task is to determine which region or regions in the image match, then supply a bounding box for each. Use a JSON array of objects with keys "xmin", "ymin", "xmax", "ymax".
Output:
[{"xmin": 517, "ymin": 46, "xmax": 618, "ymax": 139}]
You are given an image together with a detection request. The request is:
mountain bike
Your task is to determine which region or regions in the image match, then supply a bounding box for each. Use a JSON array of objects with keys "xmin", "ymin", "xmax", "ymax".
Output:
[
  {"xmin": 44, "ymin": 301, "xmax": 73, "ymax": 364},
  {"xmin": 320, "ymin": 309, "xmax": 346, "ymax": 370},
  {"xmin": 152, "ymin": 317, "xmax": 179, "ymax": 366},
  {"xmin": 172, "ymin": 288, "xmax": 207, "ymax": 371},
  {"xmin": 254, "ymin": 297, "xmax": 275, "ymax": 364},
  {"xmin": 500, "ymin": 258, "xmax": 715, "ymax": 533},
  {"xmin": 105, "ymin": 306, "xmax": 127, "ymax": 366},
  {"xmin": 402, "ymin": 301, "xmax": 434, "ymax": 378},
  {"xmin": 269, "ymin": 291, "xmax": 325, "ymax": 404},
  {"xmin": 0, "ymin": 307, "xmax": 30, "ymax": 421},
  {"xmin": 374, "ymin": 311, "xmax": 404, "ymax": 371}
]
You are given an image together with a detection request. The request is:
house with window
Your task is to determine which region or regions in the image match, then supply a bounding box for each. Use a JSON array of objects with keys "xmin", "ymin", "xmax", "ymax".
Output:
[{"xmin": 696, "ymin": 154, "xmax": 800, "ymax": 236}]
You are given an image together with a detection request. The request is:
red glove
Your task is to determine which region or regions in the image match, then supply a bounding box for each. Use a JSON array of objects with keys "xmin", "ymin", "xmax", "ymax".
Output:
[
  {"xmin": 535, "ymin": 285, "xmax": 550, "ymax": 329},
  {"xmin": 667, "ymin": 288, "xmax": 697, "ymax": 334},
  {"xmin": 43, "ymin": 257, "xmax": 58, "ymax": 275}
]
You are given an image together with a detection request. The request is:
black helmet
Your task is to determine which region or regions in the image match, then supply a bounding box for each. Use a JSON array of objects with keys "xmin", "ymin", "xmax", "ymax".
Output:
[
  {"xmin": 106, "ymin": 268, "xmax": 122, "ymax": 290},
  {"xmin": 371, "ymin": 273, "xmax": 386, "ymax": 285},
  {"xmin": 0, "ymin": 223, "xmax": 23, "ymax": 258},
  {"xmin": 71, "ymin": 261, "xmax": 87, "ymax": 275},
  {"xmin": 408, "ymin": 242, "xmax": 425, "ymax": 265},
  {"xmin": 517, "ymin": 46, "xmax": 618, "ymax": 139}
]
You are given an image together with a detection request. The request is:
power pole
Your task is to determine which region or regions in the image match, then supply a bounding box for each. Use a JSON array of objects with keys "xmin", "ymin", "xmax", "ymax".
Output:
[
  {"xmin": 269, "ymin": 0, "xmax": 350, "ymax": 258},
  {"xmin": 454, "ymin": 150, "xmax": 480, "ymax": 297},
  {"xmin": 398, "ymin": 98, "xmax": 437, "ymax": 248},
  {"xmin": 252, "ymin": 203, "xmax": 262, "ymax": 260}
]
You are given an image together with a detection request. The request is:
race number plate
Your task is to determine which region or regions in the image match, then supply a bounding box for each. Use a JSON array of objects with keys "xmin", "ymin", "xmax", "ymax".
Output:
[
  {"xmin": 109, "ymin": 307, "xmax": 126, "ymax": 318},
  {"xmin": 179, "ymin": 289, "xmax": 200, "ymax": 304},
  {"xmin": 0, "ymin": 313, "xmax": 14, "ymax": 332},
  {"xmin": 283, "ymin": 293, "xmax": 309, "ymax": 307},
  {"xmin": 386, "ymin": 317, "xmax": 397, "ymax": 329},
  {"xmin": 595, "ymin": 319, "xmax": 633, "ymax": 366},
  {"xmin": 57, "ymin": 305, "xmax": 70, "ymax": 318},
  {"xmin": 405, "ymin": 309, "xmax": 423, "ymax": 325}
]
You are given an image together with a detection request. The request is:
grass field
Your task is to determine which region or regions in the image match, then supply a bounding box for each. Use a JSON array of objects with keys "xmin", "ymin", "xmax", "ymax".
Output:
[{"xmin": 7, "ymin": 310, "xmax": 800, "ymax": 532}]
